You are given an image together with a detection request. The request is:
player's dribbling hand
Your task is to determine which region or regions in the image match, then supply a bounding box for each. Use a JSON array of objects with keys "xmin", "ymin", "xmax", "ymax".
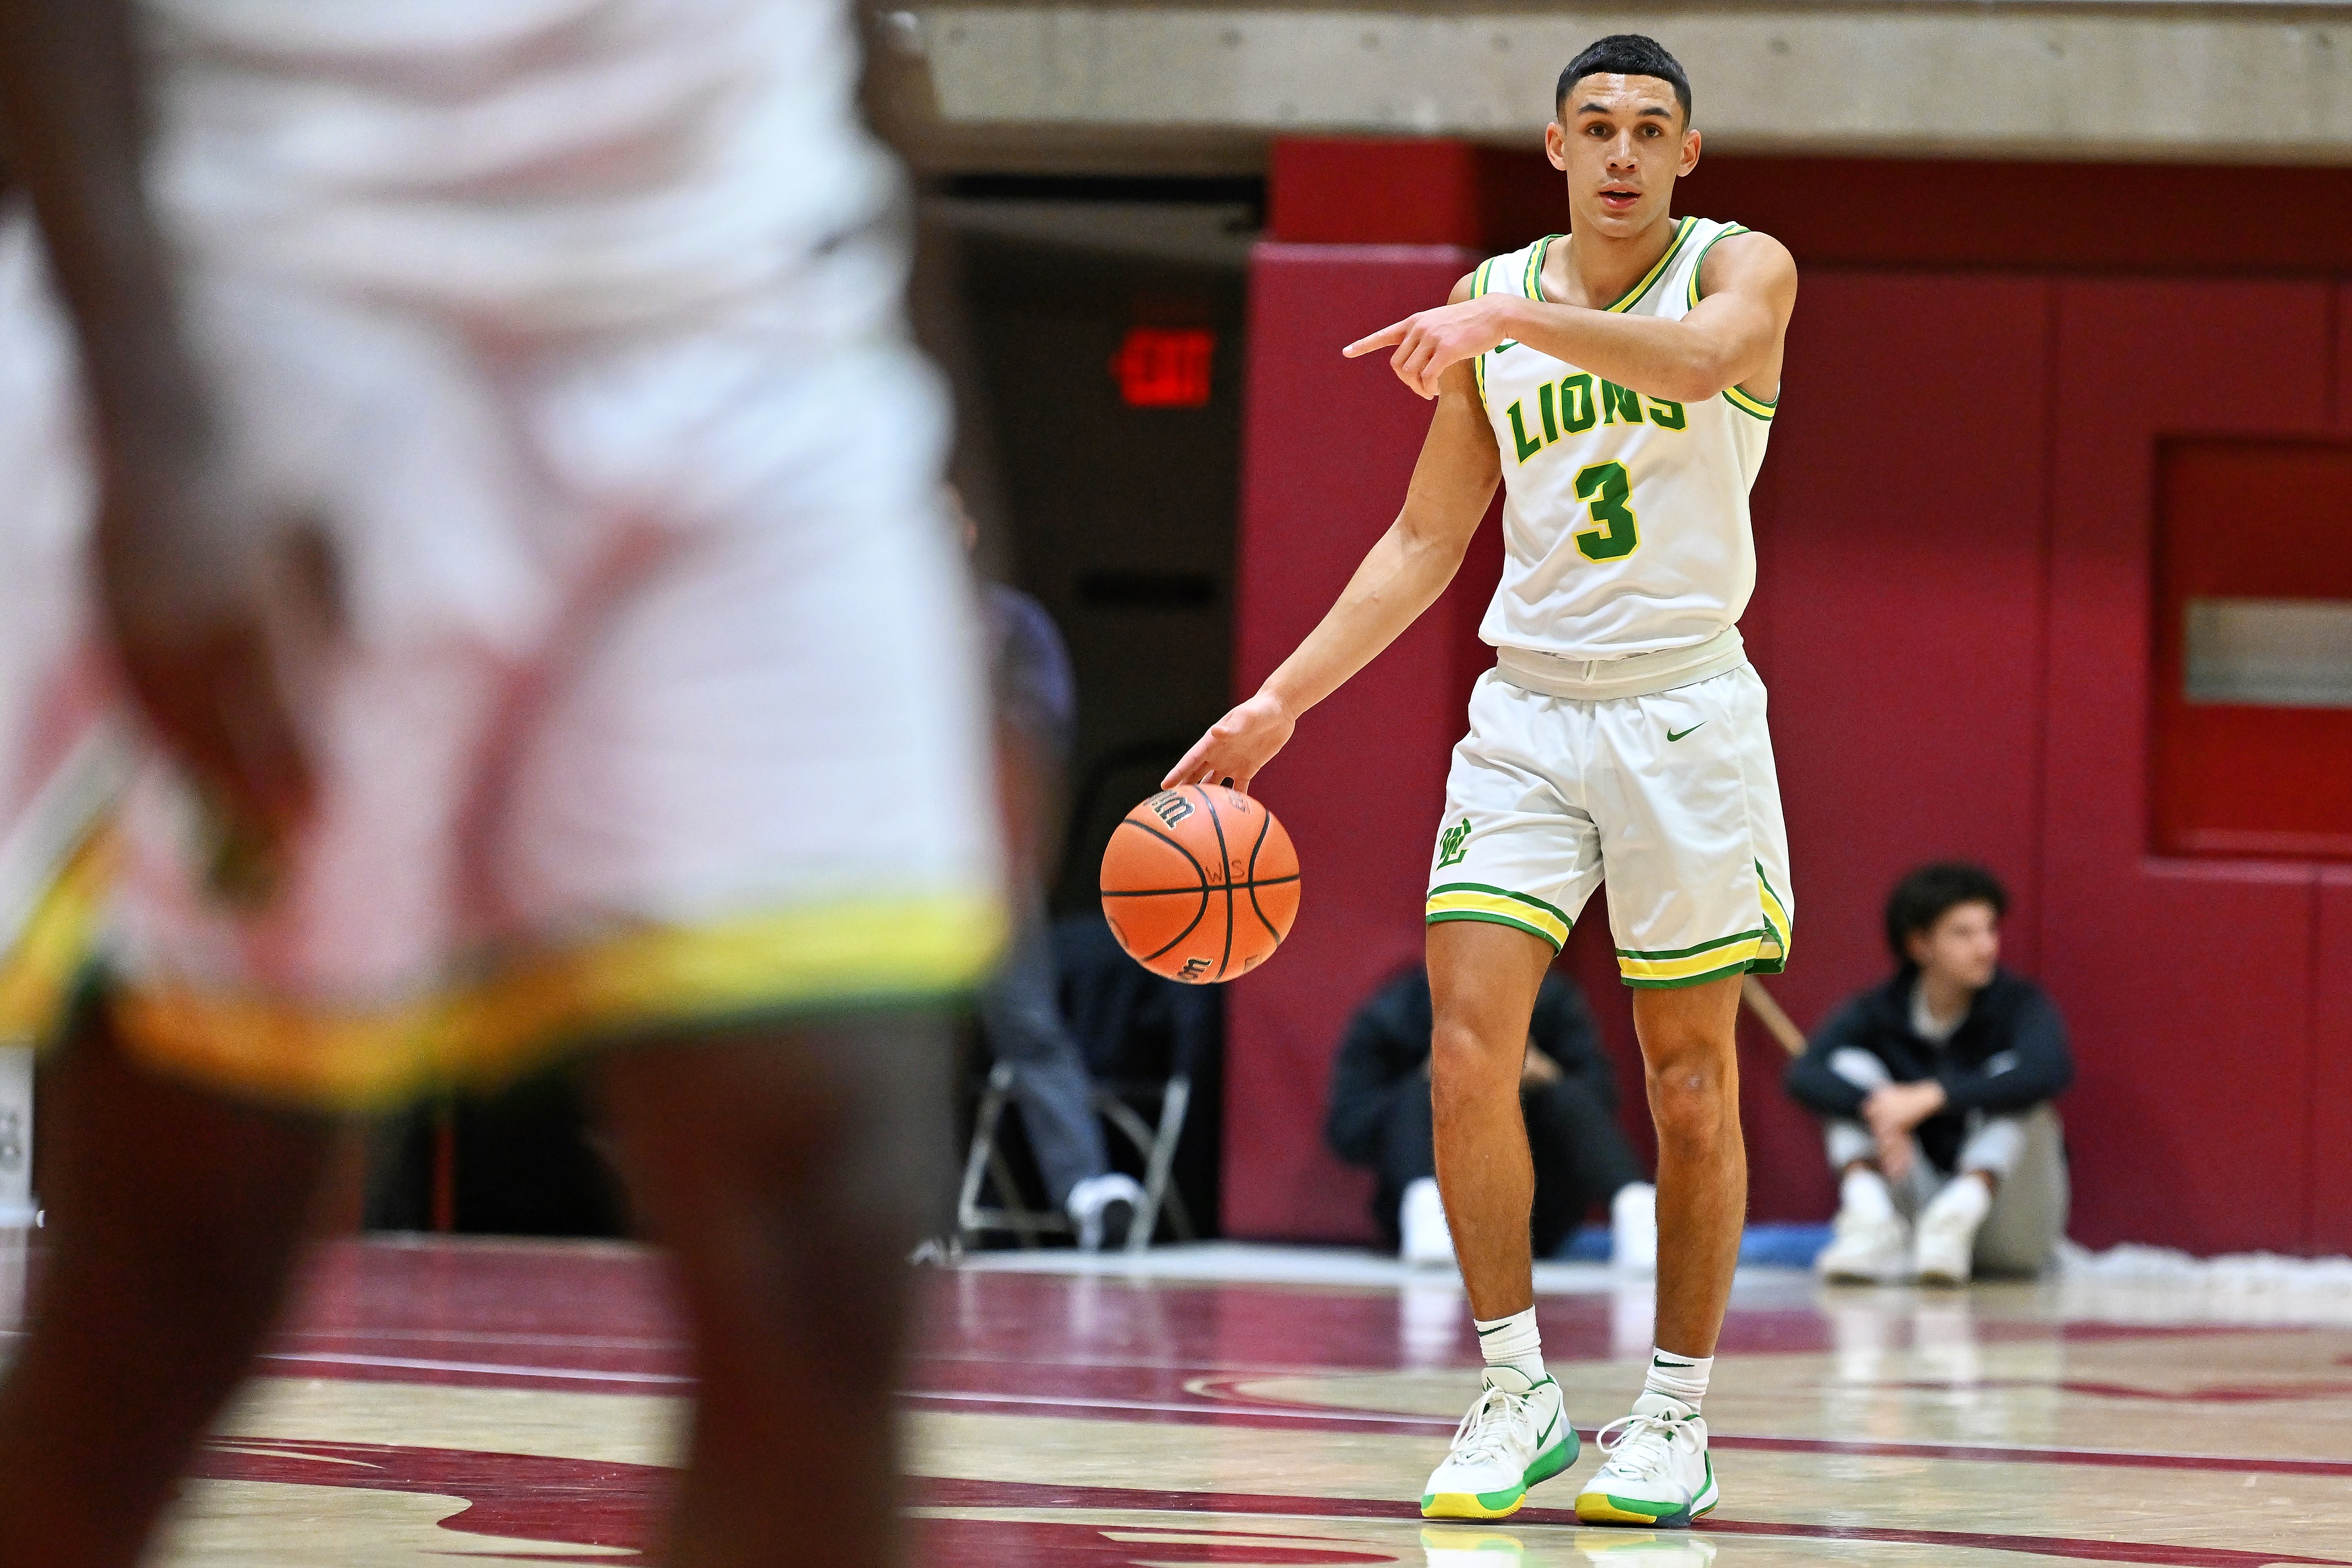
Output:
[
  {"xmin": 1162, "ymin": 691, "xmax": 1295, "ymax": 796},
  {"xmin": 1342, "ymin": 296, "xmax": 1518, "ymax": 399}
]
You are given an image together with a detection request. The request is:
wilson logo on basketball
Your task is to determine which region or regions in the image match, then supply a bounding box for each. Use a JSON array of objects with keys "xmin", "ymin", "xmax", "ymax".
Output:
[{"xmin": 1101, "ymin": 784, "xmax": 1301, "ymax": 984}]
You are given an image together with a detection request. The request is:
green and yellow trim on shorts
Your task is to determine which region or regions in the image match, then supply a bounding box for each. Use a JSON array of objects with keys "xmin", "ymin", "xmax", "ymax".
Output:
[
  {"xmin": 106, "ymin": 890, "xmax": 1007, "ymax": 1111},
  {"xmin": 1616, "ymin": 929, "xmax": 1769, "ymax": 988},
  {"xmin": 1426, "ymin": 882, "xmax": 1571, "ymax": 952},
  {"xmin": 0, "ymin": 822, "xmax": 119, "ymax": 1045},
  {"xmin": 1754, "ymin": 859, "xmax": 1794, "ymax": 974},
  {"xmin": 1619, "ymin": 862, "xmax": 1793, "ymax": 987}
]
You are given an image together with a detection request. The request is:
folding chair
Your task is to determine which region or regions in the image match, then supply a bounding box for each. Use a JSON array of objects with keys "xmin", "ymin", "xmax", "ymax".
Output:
[{"xmin": 956, "ymin": 913, "xmax": 1218, "ymax": 1252}]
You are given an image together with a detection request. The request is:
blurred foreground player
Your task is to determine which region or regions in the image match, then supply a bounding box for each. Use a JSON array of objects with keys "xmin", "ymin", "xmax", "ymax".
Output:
[
  {"xmin": 0, "ymin": 4, "xmax": 1001, "ymax": 1566},
  {"xmin": 1169, "ymin": 35, "xmax": 1796, "ymax": 1527}
]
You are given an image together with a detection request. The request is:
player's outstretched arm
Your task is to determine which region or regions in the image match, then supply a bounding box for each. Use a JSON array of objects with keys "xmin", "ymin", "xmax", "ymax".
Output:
[
  {"xmin": 1345, "ymin": 230, "xmax": 1797, "ymax": 404},
  {"xmin": 1165, "ymin": 279, "xmax": 1500, "ymax": 795}
]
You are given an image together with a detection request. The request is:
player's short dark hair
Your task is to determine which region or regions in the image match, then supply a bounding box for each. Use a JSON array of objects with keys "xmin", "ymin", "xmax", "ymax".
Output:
[
  {"xmin": 1556, "ymin": 35, "xmax": 1693, "ymax": 123},
  {"xmin": 1885, "ymin": 862, "xmax": 2009, "ymax": 965}
]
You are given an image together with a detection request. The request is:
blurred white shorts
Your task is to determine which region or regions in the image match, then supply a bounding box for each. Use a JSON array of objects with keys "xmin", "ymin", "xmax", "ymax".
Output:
[{"xmin": 0, "ymin": 225, "xmax": 1004, "ymax": 1107}]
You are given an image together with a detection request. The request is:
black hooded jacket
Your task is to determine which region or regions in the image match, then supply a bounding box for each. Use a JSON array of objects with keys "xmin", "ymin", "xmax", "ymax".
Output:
[
  {"xmin": 1325, "ymin": 968, "xmax": 1613, "ymax": 1167},
  {"xmin": 1784, "ymin": 967, "xmax": 2072, "ymax": 1174}
]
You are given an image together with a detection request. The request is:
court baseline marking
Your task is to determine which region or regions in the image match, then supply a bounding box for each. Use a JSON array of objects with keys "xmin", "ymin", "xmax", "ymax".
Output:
[
  {"xmin": 916, "ymin": 1476, "xmax": 2352, "ymax": 1568},
  {"xmin": 900, "ymin": 1389, "xmax": 2352, "ymax": 1478}
]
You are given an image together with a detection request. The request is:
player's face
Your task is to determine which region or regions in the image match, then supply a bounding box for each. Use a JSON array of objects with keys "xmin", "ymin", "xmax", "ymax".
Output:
[
  {"xmin": 1907, "ymin": 901, "xmax": 2002, "ymax": 992},
  {"xmin": 1544, "ymin": 75, "xmax": 1700, "ymax": 238}
]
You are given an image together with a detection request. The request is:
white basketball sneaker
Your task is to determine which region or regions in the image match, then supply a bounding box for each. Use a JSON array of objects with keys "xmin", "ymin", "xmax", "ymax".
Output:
[
  {"xmin": 1420, "ymin": 1366, "xmax": 1579, "ymax": 1520},
  {"xmin": 1401, "ymin": 1177, "xmax": 1456, "ymax": 1268},
  {"xmin": 1573, "ymin": 1393, "xmax": 1718, "ymax": 1528},
  {"xmin": 1815, "ymin": 1205, "xmax": 1912, "ymax": 1285},
  {"xmin": 1066, "ymin": 1172, "xmax": 1146, "ymax": 1252},
  {"xmin": 1913, "ymin": 1174, "xmax": 1992, "ymax": 1286}
]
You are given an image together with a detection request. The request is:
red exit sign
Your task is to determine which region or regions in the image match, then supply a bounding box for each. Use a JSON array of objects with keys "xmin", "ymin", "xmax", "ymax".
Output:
[{"xmin": 1112, "ymin": 327, "xmax": 1214, "ymax": 408}]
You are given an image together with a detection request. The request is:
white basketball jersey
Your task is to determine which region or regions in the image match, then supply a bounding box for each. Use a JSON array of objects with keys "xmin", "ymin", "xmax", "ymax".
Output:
[
  {"xmin": 143, "ymin": 0, "xmax": 900, "ymax": 333},
  {"xmin": 1473, "ymin": 218, "xmax": 1775, "ymax": 660}
]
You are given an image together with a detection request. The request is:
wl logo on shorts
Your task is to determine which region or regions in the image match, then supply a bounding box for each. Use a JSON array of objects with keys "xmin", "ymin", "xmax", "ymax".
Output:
[{"xmin": 1436, "ymin": 817, "xmax": 1472, "ymax": 869}]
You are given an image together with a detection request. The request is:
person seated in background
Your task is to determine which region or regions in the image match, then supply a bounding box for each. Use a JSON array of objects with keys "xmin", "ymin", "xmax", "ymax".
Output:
[
  {"xmin": 1790, "ymin": 863, "xmax": 2074, "ymax": 1285},
  {"xmin": 1325, "ymin": 964, "xmax": 1655, "ymax": 1269},
  {"xmin": 962, "ymin": 489, "xmax": 1145, "ymax": 1249}
]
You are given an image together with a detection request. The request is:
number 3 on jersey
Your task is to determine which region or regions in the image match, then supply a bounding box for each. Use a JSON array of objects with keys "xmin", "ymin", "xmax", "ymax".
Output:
[{"xmin": 1572, "ymin": 461, "xmax": 1639, "ymax": 561}]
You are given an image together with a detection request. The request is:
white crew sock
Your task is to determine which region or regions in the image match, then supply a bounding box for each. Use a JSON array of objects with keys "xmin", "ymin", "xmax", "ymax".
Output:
[
  {"xmin": 1473, "ymin": 1307, "xmax": 1546, "ymax": 1383},
  {"xmin": 1643, "ymin": 1348, "xmax": 1713, "ymax": 1409},
  {"xmin": 1840, "ymin": 1165, "xmax": 1896, "ymax": 1222}
]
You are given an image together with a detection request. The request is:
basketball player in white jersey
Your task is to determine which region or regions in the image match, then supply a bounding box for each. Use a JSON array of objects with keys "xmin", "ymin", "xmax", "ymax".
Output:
[
  {"xmin": 1169, "ymin": 35, "xmax": 1798, "ymax": 1526},
  {"xmin": 0, "ymin": 4, "xmax": 997, "ymax": 1564}
]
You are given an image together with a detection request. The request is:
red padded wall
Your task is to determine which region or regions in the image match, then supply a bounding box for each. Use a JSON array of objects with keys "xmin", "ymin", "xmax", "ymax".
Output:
[
  {"xmin": 1756, "ymin": 275, "xmax": 2054, "ymax": 1010},
  {"xmin": 1735, "ymin": 273, "xmax": 2059, "ymax": 1223},
  {"xmin": 2320, "ymin": 298, "xmax": 2352, "ymax": 1255},
  {"xmin": 2314, "ymin": 870, "xmax": 2352, "ymax": 1256},
  {"xmin": 1222, "ymin": 242, "xmax": 1489, "ymax": 1242},
  {"xmin": 2040, "ymin": 280, "xmax": 2334, "ymax": 1252}
]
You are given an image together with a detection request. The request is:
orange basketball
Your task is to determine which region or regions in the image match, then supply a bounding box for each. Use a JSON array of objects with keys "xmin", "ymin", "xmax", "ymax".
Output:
[{"xmin": 1100, "ymin": 785, "xmax": 1300, "ymax": 984}]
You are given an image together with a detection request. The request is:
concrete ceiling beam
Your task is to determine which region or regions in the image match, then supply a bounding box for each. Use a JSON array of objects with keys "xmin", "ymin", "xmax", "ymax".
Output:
[{"xmin": 886, "ymin": 3, "xmax": 2352, "ymax": 169}]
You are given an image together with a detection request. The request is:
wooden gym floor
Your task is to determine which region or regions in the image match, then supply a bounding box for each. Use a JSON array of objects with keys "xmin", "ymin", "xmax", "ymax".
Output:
[{"xmin": 5, "ymin": 1235, "xmax": 2347, "ymax": 1565}]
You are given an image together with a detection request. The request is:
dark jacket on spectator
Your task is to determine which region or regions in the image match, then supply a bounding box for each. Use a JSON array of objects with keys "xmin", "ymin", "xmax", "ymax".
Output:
[
  {"xmin": 1785, "ymin": 967, "xmax": 2072, "ymax": 1175},
  {"xmin": 1325, "ymin": 968, "xmax": 1614, "ymax": 1166}
]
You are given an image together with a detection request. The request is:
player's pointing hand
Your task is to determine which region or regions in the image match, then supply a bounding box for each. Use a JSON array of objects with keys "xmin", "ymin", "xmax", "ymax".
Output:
[
  {"xmin": 1344, "ymin": 296, "xmax": 1519, "ymax": 399},
  {"xmin": 1163, "ymin": 691, "xmax": 1296, "ymax": 797}
]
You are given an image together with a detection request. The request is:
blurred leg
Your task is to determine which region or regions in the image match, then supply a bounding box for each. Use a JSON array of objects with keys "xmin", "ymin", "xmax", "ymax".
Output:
[
  {"xmin": 596, "ymin": 1013, "xmax": 951, "ymax": 1568},
  {"xmin": 0, "ymin": 1014, "xmax": 337, "ymax": 1568}
]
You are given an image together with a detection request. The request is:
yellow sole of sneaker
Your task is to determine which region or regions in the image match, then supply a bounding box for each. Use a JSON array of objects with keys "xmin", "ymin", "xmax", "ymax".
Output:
[
  {"xmin": 1421, "ymin": 1492, "xmax": 1525, "ymax": 1520},
  {"xmin": 1574, "ymin": 1495, "xmax": 1667, "ymax": 1526}
]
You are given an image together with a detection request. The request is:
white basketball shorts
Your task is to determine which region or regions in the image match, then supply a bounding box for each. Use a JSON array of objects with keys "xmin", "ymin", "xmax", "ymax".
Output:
[
  {"xmin": 0, "ymin": 221, "xmax": 1004, "ymax": 1107},
  {"xmin": 1425, "ymin": 661, "xmax": 1793, "ymax": 987}
]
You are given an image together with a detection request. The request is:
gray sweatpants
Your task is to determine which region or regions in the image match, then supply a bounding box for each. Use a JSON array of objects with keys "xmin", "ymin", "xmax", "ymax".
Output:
[
  {"xmin": 977, "ymin": 902, "xmax": 1108, "ymax": 1210},
  {"xmin": 1824, "ymin": 1048, "xmax": 2069, "ymax": 1276}
]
